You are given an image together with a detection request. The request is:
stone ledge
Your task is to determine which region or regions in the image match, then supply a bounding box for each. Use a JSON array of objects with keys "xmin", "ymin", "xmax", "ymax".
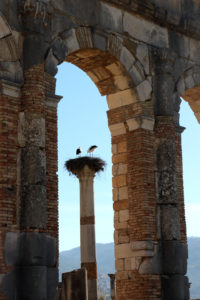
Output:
[{"xmin": 0, "ymin": 80, "xmax": 22, "ymax": 98}]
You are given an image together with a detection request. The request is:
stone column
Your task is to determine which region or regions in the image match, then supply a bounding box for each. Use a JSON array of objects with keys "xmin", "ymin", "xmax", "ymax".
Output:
[
  {"xmin": 152, "ymin": 48, "xmax": 190, "ymax": 300},
  {"xmin": 66, "ymin": 158, "xmax": 105, "ymax": 300},
  {"xmin": 76, "ymin": 165, "xmax": 97, "ymax": 300},
  {"xmin": 108, "ymin": 274, "xmax": 116, "ymax": 300}
]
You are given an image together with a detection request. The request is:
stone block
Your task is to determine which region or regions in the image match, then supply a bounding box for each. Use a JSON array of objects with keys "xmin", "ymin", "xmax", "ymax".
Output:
[
  {"xmin": 18, "ymin": 266, "xmax": 47, "ymax": 300},
  {"xmin": 123, "ymin": 12, "xmax": 169, "ymax": 48},
  {"xmin": 120, "ymin": 46, "xmax": 135, "ymax": 71},
  {"xmin": 0, "ymin": 15, "xmax": 11, "ymax": 38},
  {"xmin": 114, "ymin": 74, "xmax": 132, "ymax": 90},
  {"xmin": 115, "ymin": 221, "xmax": 128, "ymax": 230},
  {"xmin": 20, "ymin": 185, "xmax": 47, "ymax": 229},
  {"xmin": 136, "ymin": 79, "xmax": 152, "ymax": 101},
  {"xmin": 119, "ymin": 209, "xmax": 129, "ymax": 222},
  {"xmin": 0, "ymin": 61, "xmax": 23, "ymax": 84},
  {"xmin": 63, "ymin": 28, "xmax": 79, "ymax": 54},
  {"xmin": 131, "ymin": 257, "xmax": 142, "ymax": 270},
  {"xmin": 21, "ymin": 147, "xmax": 46, "ymax": 185},
  {"xmin": 4, "ymin": 232, "xmax": 20, "ymax": 266},
  {"xmin": 0, "ymin": 35, "xmax": 19, "ymax": 61},
  {"xmin": 107, "ymin": 88, "xmax": 137, "ymax": 109},
  {"xmin": 106, "ymin": 62, "xmax": 124, "ymax": 76},
  {"xmin": 160, "ymin": 205, "xmax": 181, "ymax": 240},
  {"xmin": 19, "ymin": 233, "xmax": 56, "ymax": 267},
  {"xmin": 126, "ymin": 118, "xmax": 140, "ymax": 131},
  {"xmin": 93, "ymin": 32, "xmax": 107, "ymax": 51},
  {"xmin": 115, "ymin": 259, "xmax": 124, "ymax": 271},
  {"xmin": 119, "ymin": 187, "xmax": 128, "ymax": 200},
  {"xmin": 162, "ymin": 241, "xmax": 188, "ymax": 275},
  {"xmin": 141, "ymin": 117, "xmax": 155, "ymax": 131},
  {"xmin": 47, "ymin": 268, "xmax": 58, "ymax": 300},
  {"xmin": 161, "ymin": 275, "xmax": 190, "ymax": 300},
  {"xmin": 109, "ymin": 122, "xmax": 126, "ymax": 137},
  {"xmin": 115, "ymin": 243, "xmax": 132, "ymax": 259},
  {"xmin": 136, "ymin": 44, "xmax": 149, "ymax": 75},
  {"xmin": 45, "ymin": 48, "xmax": 59, "ymax": 76},
  {"xmin": 0, "ymin": 270, "xmax": 18, "ymax": 299},
  {"xmin": 112, "ymin": 163, "xmax": 127, "ymax": 176},
  {"xmin": 118, "ymin": 141, "xmax": 127, "ymax": 153},
  {"xmin": 112, "ymin": 143, "xmax": 117, "ymax": 154},
  {"xmin": 18, "ymin": 113, "xmax": 45, "ymax": 148},
  {"xmin": 100, "ymin": 2, "xmax": 123, "ymax": 32},
  {"xmin": 113, "ymin": 174, "xmax": 127, "ymax": 188},
  {"xmin": 131, "ymin": 241, "xmax": 154, "ymax": 251},
  {"xmin": 129, "ymin": 63, "xmax": 145, "ymax": 86}
]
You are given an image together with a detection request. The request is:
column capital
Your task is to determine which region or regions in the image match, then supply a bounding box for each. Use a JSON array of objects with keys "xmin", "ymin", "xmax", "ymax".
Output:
[
  {"xmin": 65, "ymin": 157, "xmax": 105, "ymax": 179},
  {"xmin": 151, "ymin": 48, "xmax": 176, "ymax": 74}
]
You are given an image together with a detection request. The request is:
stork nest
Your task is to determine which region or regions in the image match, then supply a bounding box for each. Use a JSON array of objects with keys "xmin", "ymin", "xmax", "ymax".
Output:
[{"xmin": 65, "ymin": 156, "xmax": 106, "ymax": 174}]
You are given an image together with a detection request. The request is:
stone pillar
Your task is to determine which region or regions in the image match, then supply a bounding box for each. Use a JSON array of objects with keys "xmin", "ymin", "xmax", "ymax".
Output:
[
  {"xmin": 65, "ymin": 158, "xmax": 105, "ymax": 300},
  {"xmin": 108, "ymin": 274, "xmax": 116, "ymax": 300},
  {"xmin": 17, "ymin": 64, "xmax": 57, "ymax": 299},
  {"xmin": 152, "ymin": 48, "xmax": 190, "ymax": 300},
  {"xmin": 77, "ymin": 165, "xmax": 97, "ymax": 300}
]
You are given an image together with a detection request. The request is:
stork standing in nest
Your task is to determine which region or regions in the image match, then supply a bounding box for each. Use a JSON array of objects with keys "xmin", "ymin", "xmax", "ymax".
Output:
[
  {"xmin": 76, "ymin": 147, "xmax": 82, "ymax": 156},
  {"xmin": 87, "ymin": 145, "xmax": 98, "ymax": 156}
]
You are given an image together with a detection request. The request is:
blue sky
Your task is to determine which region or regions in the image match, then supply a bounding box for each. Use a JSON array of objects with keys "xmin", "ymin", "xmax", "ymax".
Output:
[{"xmin": 56, "ymin": 62, "xmax": 200, "ymax": 251}]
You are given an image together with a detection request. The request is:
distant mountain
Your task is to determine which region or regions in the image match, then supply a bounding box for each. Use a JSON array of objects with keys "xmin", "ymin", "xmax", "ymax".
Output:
[{"xmin": 59, "ymin": 238, "xmax": 200, "ymax": 298}]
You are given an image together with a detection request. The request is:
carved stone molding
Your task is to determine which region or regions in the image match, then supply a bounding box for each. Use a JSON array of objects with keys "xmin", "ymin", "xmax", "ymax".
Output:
[{"xmin": 19, "ymin": 0, "xmax": 53, "ymax": 28}]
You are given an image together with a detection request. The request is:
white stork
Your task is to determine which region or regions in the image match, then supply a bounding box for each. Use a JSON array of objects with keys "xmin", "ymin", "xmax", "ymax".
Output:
[
  {"xmin": 76, "ymin": 147, "xmax": 82, "ymax": 156},
  {"xmin": 87, "ymin": 145, "xmax": 98, "ymax": 155}
]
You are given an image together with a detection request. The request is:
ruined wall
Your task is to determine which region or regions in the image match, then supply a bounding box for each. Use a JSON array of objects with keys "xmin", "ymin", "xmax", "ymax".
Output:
[{"xmin": 0, "ymin": 0, "xmax": 200, "ymax": 299}]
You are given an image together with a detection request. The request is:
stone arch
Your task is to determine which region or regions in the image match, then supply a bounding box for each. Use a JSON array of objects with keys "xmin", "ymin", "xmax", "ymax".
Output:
[
  {"xmin": 45, "ymin": 25, "xmax": 158, "ymax": 299},
  {"xmin": 175, "ymin": 66, "xmax": 200, "ymax": 123},
  {"xmin": 45, "ymin": 26, "xmax": 154, "ymax": 131},
  {"xmin": 0, "ymin": 12, "xmax": 23, "ymax": 84}
]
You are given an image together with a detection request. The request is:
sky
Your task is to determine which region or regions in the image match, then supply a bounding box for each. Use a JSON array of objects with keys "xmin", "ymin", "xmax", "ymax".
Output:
[{"xmin": 56, "ymin": 62, "xmax": 200, "ymax": 252}]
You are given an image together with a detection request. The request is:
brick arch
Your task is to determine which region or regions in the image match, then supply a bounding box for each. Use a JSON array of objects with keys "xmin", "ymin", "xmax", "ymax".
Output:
[{"xmin": 175, "ymin": 66, "xmax": 200, "ymax": 123}]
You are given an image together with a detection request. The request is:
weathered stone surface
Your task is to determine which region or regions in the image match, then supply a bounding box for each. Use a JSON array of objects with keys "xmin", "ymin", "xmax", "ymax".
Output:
[
  {"xmin": 0, "ymin": 35, "xmax": 19, "ymax": 61},
  {"xmin": 161, "ymin": 275, "xmax": 190, "ymax": 300},
  {"xmin": 23, "ymin": 35, "xmax": 49, "ymax": 70},
  {"xmin": 19, "ymin": 233, "xmax": 56, "ymax": 267},
  {"xmin": 47, "ymin": 268, "xmax": 58, "ymax": 300},
  {"xmin": 160, "ymin": 205, "xmax": 181, "ymax": 240},
  {"xmin": 123, "ymin": 12, "xmax": 169, "ymax": 48},
  {"xmin": 100, "ymin": 2, "xmax": 123, "ymax": 32},
  {"xmin": 157, "ymin": 140, "xmax": 178, "ymax": 204},
  {"xmin": 18, "ymin": 266, "xmax": 47, "ymax": 300},
  {"xmin": 109, "ymin": 122, "xmax": 126, "ymax": 137},
  {"xmin": 20, "ymin": 185, "xmax": 47, "ymax": 229},
  {"xmin": 136, "ymin": 79, "xmax": 152, "ymax": 101},
  {"xmin": 0, "ymin": 61, "xmax": 23, "ymax": 84},
  {"xmin": 120, "ymin": 46, "xmax": 135, "ymax": 71},
  {"xmin": 18, "ymin": 113, "xmax": 45, "ymax": 148},
  {"xmin": 21, "ymin": 147, "xmax": 46, "ymax": 185},
  {"xmin": 0, "ymin": 15, "xmax": 11, "ymax": 38},
  {"xmin": 4, "ymin": 232, "xmax": 20, "ymax": 266},
  {"xmin": 45, "ymin": 48, "xmax": 59, "ymax": 76},
  {"xmin": 162, "ymin": 241, "xmax": 188, "ymax": 275}
]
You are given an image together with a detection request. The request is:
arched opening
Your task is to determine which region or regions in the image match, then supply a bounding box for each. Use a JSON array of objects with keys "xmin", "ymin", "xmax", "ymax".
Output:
[
  {"xmin": 55, "ymin": 45, "xmax": 142, "ymax": 298},
  {"xmin": 57, "ymin": 62, "xmax": 114, "ymax": 292},
  {"xmin": 180, "ymin": 94, "xmax": 200, "ymax": 299}
]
